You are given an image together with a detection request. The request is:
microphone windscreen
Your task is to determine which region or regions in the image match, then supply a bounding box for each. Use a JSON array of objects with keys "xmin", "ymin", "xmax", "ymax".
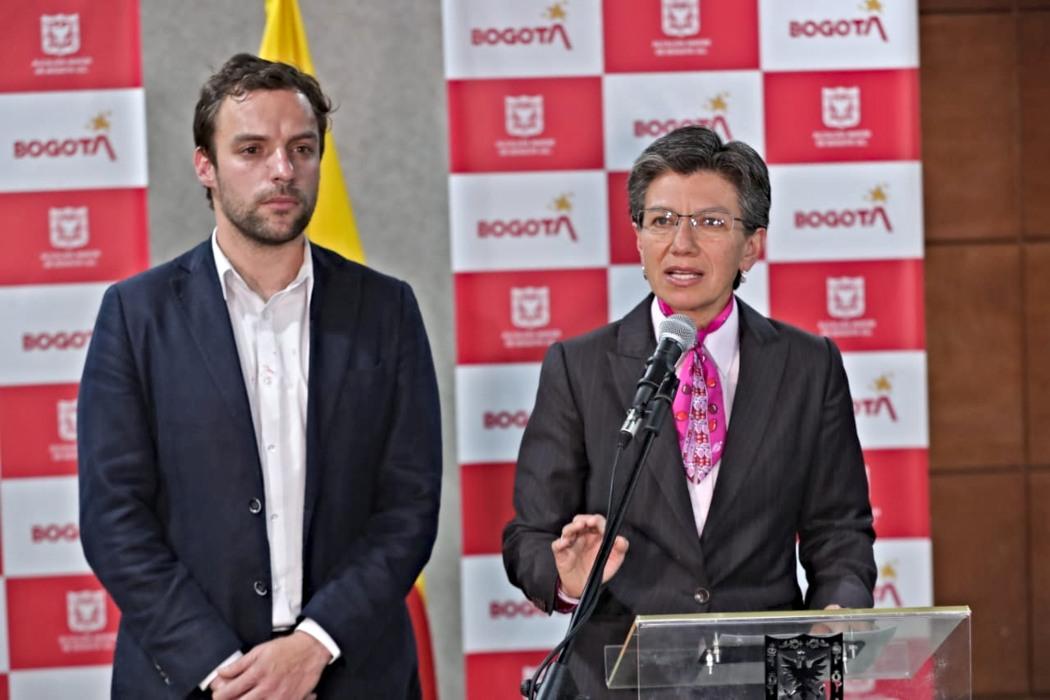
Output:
[{"xmin": 658, "ymin": 314, "xmax": 697, "ymax": 352}]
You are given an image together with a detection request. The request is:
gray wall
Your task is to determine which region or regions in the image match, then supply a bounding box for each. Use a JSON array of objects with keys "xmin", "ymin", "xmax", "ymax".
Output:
[{"xmin": 141, "ymin": 2, "xmax": 461, "ymax": 698}]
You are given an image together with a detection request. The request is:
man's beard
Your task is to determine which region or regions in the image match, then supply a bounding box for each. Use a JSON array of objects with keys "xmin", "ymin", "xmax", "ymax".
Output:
[{"xmin": 217, "ymin": 183, "xmax": 317, "ymax": 247}]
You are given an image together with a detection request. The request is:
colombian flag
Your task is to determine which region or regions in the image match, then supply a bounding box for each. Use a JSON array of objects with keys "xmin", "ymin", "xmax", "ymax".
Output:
[{"xmin": 258, "ymin": 0, "xmax": 366, "ymax": 263}]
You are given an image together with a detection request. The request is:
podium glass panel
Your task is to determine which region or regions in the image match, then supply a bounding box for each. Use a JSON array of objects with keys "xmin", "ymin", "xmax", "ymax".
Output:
[{"xmin": 604, "ymin": 606, "xmax": 971, "ymax": 698}]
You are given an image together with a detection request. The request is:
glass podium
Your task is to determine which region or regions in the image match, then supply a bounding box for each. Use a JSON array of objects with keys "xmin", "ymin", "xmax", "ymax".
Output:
[{"xmin": 604, "ymin": 606, "xmax": 971, "ymax": 698}]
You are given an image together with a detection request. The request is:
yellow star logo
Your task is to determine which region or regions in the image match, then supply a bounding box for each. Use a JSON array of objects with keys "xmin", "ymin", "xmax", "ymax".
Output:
[
  {"xmin": 707, "ymin": 92, "xmax": 729, "ymax": 112},
  {"xmin": 862, "ymin": 0, "xmax": 883, "ymax": 12},
  {"xmin": 867, "ymin": 184, "xmax": 888, "ymax": 202},
  {"xmin": 550, "ymin": 193, "xmax": 573, "ymax": 212},
  {"xmin": 880, "ymin": 562, "xmax": 897, "ymax": 579},
  {"xmin": 88, "ymin": 112, "xmax": 111, "ymax": 131},
  {"xmin": 872, "ymin": 374, "xmax": 892, "ymax": 393},
  {"xmin": 545, "ymin": 2, "xmax": 567, "ymax": 21}
]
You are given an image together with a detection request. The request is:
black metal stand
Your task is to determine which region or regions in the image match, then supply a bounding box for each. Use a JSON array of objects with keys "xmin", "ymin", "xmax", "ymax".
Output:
[{"xmin": 526, "ymin": 371, "xmax": 680, "ymax": 700}]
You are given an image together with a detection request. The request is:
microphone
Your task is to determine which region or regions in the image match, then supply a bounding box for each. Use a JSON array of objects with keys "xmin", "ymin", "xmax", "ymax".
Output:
[{"xmin": 619, "ymin": 313, "xmax": 696, "ymax": 442}]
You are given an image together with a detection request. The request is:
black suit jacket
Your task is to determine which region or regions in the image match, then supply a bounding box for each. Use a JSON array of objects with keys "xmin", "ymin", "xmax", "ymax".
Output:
[
  {"xmin": 502, "ymin": 296, "xmax": 875, "ymax": 697},
  {"xmin": 78, "ymin": 240, "xmax": 441, "ymax": 698}
]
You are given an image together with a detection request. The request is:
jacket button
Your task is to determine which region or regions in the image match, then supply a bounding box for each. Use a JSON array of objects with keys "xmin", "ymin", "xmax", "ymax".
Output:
[
  {"xmin": 694, "ymin": 587, "xmax": 711, "ymax": 605},
  {"xmin": 248, "ymin": 498, "xmax": 262, "ymax": 514},
  {"xmin": 253, "ymin": 580, "xmax": 269, "ymax": 596}
]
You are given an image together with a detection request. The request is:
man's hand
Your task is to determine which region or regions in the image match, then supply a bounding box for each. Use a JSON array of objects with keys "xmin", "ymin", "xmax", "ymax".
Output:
[
  {"xmin": 552, "ymin": 513, "xmax": 629, "ymax": 599},
  {"xmin": 210, "ymin": 631, "xmax": 330, "ymax": 700}
]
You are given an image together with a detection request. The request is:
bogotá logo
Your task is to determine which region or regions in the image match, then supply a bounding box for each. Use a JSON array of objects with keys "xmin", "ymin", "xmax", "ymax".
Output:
[
  {"xmin": 50, "ymin": 397, "xmax": 80, "ymax": 462},
  {"xmin": 505, "ymin": 95, "xmax": 544, "ymax": 138},
  {"xmin": 827, "ymin": 276, "xmax": 865, "ymax": 319},
  {"xmin": 634, "ymin": 92, "xmax": 733, "ymax": 142},
  {"xmin": 50, "ymin": 206, "xmax": 90, "ymax": 249},
  {"xmin": 873, "ymin": 561, "xmax": 904, "ymax": 606},
  {"xmin": 14, "ymin": 112, "xmax": 117, "ymax": 162},
  {"xmin": 854, "ymin": 374, "xmax": 898, "ymax": 422},
  {"xmin": 511, "ymin": 287, "xmax": 550, "ymax": 330},
  {"xmin": 43, "ymin": 206, "xmax": 103, "ymax": 271},
  {"xmin": 57, "ymin": 398, "xmax": 78, "ymax": 442},
  {"xmin": 34, "ymin": 13, "xmax": 93, "ymax": 78},
  {"xmin": 661, "ymin": 0, "xmax": 701, "ymax": 37},
  {"xmin": 813, "ymin": 86, "xmax": 872, "ymax": 149},
  {"xmin": 794, "ymin": 184, "xmax": 893, "ymax": 233},
  {"xmin": 477, "ymin": 193, "xmax": 578, "ymax": 242},
  {"xmin": 789, "ymin": 0, "xmax": 889, "ymax": 43},
  {"xmin": 67, "ymin": 590, "xmax": 105, "ymax": 633},
  {"xmin": 60, "ymin": 589, "xmax": 116, "ymax": 654},
  {"xmin": 502, "ymin": 285, "xmax": 561, "ymax": 350},
  {"xmin": 41, "ymin": 13, "xmax": 80, "ymax": 56},
  {"xmin": 471, "ymin": 2, "xmax": 572, "ymax": 50},
  {"xmin": 498, "ymin": 95, "xmax": 555, "ymax": 158},
  {"xmin": 822, "ymin": 87, "xmax": 861, "ymax": 130},
  {"xmin": 652, "ymin": 0, "xmax": 710, "ymax": 58},
  {"xmin": 819, "ymin": 275, "xmax": 877, "ymax": 339}
]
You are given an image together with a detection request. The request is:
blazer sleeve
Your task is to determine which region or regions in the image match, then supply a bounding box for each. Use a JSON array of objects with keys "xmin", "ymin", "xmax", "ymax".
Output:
[
  {"xmin": 297, "ymin": 282, "xmax": 442, "ymax": 662},
  {"xmin": 502, "ymin": 341, "xmax": 589, "ymax": 614},
  {"xmin": 798, "ymin": 337, "xmax": 878, "ymax": 609},
  {"xmin": 78, "ymin": 286, "xmax": 243, "ymax": 693}
]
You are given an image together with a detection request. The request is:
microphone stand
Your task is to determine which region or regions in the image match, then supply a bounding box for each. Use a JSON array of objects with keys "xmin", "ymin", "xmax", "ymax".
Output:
[{"xmin": 530, "ymin": 370, "xmax": 680, "ymax": 700}]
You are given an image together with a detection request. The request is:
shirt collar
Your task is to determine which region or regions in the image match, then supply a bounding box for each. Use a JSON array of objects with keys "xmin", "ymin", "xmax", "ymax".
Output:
[
  {"xmin": 648, "ymin": 295, "xmax": 740, "ymax": 374},
  {"xmin": 211, "ymin": 229, "xmax": 314, "ymax": 304}
]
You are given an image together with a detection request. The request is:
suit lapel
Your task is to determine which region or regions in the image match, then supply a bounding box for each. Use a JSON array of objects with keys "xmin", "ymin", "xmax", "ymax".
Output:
[
  {"xmin": 171, "ymin": 241, "xmax": 257, "ymax": 445},
  {"xmin": 303, "ymin": 247, "xmax": 363, "ymax": 537},
  {"xmin": 701, "ymin": 299, "xmax": 787, "ymax": 546},
  {"xmin": 611, "ymin": 298, "xmax": 705, "ymax": 572}
]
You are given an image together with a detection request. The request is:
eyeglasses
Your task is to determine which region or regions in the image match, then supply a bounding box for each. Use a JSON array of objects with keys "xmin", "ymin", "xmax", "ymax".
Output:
[{"xmin": 636, "ymin": 208, "xmax": 747, "ymax": 239}]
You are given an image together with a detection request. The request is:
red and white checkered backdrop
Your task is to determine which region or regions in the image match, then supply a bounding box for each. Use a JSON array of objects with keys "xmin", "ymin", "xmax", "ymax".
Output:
[
  {"xmin": 442, "ymin": 1, "xmax": 931, "ymax": 697},
  {"xmin": 0, "ymin": 1, "xmax": 148, "ymax": 696}
]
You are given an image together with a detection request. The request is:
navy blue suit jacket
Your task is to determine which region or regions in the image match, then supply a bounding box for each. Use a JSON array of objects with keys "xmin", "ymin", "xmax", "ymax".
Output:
[{"xmin": 78, "ymin": 240, "xmax": 441, "ymax": 698}]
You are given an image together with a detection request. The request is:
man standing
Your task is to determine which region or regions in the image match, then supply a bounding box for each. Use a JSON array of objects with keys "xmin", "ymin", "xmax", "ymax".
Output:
[{"xmin": 78, "ymin": 54, "xmax": 441, "ymax": 699}]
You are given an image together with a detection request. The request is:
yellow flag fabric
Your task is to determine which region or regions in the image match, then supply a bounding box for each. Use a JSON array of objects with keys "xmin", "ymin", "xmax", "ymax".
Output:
[{"xmin": 259, "ymin": 0, "xmax": 365, "ymax": 263}]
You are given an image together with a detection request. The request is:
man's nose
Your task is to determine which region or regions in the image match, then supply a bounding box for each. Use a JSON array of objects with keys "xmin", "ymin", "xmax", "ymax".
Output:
[{"xmin": 269, "ymin": 148, "xmax": 294, "ymax": 181}]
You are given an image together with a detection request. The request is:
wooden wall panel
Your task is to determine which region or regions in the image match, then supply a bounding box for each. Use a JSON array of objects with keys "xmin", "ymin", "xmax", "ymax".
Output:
[
  {"xmin": 926, "ymin": 245, "xmax": 1024, "ymax": 469},
  {"xmin": 1020, "ymin": 11, "xmax": 1050, "ymax": 238},
  {"xmin": 920, "ymin": 14, "xmax": 1018, "ymax": 241},
  {"xmin": 921, "ymin": 5, "xmax": 1046, "ymax": 696},
  {"xmin": 931, "ymin": 472, "xmax": 1029, "ymax": 694},
  {"xmin": 1025, "ymin": 243, "xmax": 1050, "ymax": 466},
  {"xmin": 1031, "ymin": 470, "xmax": 1050, "ymax": 693}
]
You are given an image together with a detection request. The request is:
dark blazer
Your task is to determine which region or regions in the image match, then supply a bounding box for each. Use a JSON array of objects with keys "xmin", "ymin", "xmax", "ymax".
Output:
[
  {"xmin": 502, "ymin": 296, "xmax": 876, "ymax": 698},
  {"xmin": 78, "ymin": 240, "xmax": 441, "ymax": 698}
]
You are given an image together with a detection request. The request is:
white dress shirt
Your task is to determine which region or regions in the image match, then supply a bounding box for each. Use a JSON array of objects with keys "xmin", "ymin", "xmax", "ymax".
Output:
[
  {"xmin": 201, "ymin": 232, "xmax": 339, "ymax": 689},
  {"xmin": 649, "ymin": 295, "xmax": 741, "ymax": 538}
]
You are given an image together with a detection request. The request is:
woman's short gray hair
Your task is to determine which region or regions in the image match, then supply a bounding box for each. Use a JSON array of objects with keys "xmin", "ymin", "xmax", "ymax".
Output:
[{"xmin": 627, "ymin": 125, "xmax": 771, "ymax": 236}]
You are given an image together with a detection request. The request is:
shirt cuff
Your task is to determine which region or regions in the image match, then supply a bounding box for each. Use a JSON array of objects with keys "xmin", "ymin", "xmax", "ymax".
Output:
[
  {"xmin": 296, "ymin": 618, "xmax": 341, "ymax": 663},
  {"xmin": 554, "ymin": 580, "xmax": 580, "ymax": 614},
  {"xmin": 199, "ymin": 650, "xmax": 243, "ymax": 691}
]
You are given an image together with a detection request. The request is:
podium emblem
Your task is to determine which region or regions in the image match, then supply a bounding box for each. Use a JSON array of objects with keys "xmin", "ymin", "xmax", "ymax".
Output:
[{"xmin": 765, "ymin": 633, "xmax": 844, "ymax": 699}]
